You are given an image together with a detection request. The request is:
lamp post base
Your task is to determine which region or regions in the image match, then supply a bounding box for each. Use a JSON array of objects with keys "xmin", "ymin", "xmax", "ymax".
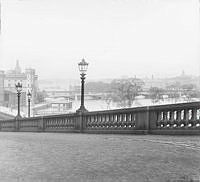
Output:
[
  {"xmin": 76, "ymin": 106, "xmax": 88, "ymax": 113},
  {"xmin": 15, "ymin": 115, "xmax": 22, "ymax": 120}
]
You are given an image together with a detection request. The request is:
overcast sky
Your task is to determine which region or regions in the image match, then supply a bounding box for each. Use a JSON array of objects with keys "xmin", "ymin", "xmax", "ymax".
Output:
[{"xmin": 0, "ymin": 0, "xmax": 199, "ymax": 80}]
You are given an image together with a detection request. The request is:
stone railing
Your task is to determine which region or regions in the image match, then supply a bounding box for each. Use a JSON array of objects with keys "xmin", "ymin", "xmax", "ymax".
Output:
[
  {"xmin": 149, "ymin": 102, "xmax": 200, "ymax": 135},
  {"xmin": 0, "ymin": 102, "xmax": 200, "ymax": 135},
  {"xmin": 82, "ymin": 106, "xmax": 149, "ymax": 134},
  {"xmin": 0, "ymin": 113, "xmax": 79, "ymax": 132}
]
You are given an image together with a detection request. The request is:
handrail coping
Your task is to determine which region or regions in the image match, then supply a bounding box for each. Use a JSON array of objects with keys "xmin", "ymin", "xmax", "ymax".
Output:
[
  {"xmin": 84, "ymin": 101, "xmax": 200, "ymax": 115},
  {"xmin": 0, "ymin": 101, "xmax": 200, "ymax": 122}
]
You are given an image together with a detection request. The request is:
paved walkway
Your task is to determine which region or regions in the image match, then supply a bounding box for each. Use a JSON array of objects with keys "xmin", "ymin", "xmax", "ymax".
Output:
[{"xmin": 0, "ymin": 132, "xmax": 199, "ymax": 182}]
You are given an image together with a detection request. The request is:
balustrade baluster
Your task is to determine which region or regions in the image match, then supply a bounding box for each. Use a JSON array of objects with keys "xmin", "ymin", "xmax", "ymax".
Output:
[
  {"xmin": 95, "ymin": 115, "xmax": 98, "ymax": 128},
  {"xmin": 176, "ymin": 110, "xmax": 181, "ymax": 127},
  {"xmin": 166, "ymin": 111, "xmax": 170, "ymax": 128},
  {"xmin": 184, "ymin": 109, "xmax": 189, "ymax": 128},
  {"xmin": 88, "ymin": 116, "xmax": 91, "ymax": 128},
  {"xmin": 96, "ymin": 115, "xmax": 100, "ymax": 127},
  {"xmin": 113, "ymin": 114, "xmax": 117, "ymax": 127},
  {"xmin": 119, "ymin": 114, "xmax": 122, "ymax": 128},
  {"xmin": 160, "ymin": 111, "xmax": 164, "ymax": 128},
  {"xmin": 122, "ymin": 114, "xmax": 126, "ymax": 128},
  {"xmin": 162, "ymin": 111, "xmax": 167, "ymax": 128},
  {"xmin": 91, "ymin": 116, "xmax": 94, "ymax": 127},
  {"xmin": 196, "ymin": 109, "xmax": 200, "ymax": 127},
  {"xmin": 48, "ymin": 120, "xmax": 51, "ymax": 128},
  {"xmin": 173, "ymin": 111, "xmax": 177, "ymax": 127},
  {"xmin": 69, "ymin": 117, "xmax": 71, "ymax": 128},
  {"xmin": 68, "ymin": 117, "xmax": 70, "ymax": 128},
  {"xmin": 156, "ymin": 111, "xmax": 162, "ymax": 128},
  {"xmin": 179, "ymin": 110, "xmax": 185, "ymax": 127},
  {"xmin": 191, "ymin": 108, "xmax": 197, "ymax": 127},
  {"xmin": 106, "ymin": 115, "xmax": 110, "ymax": 128},
  {"xmin": 116, "ymin": 114, "xmax": 119, "ymax": 128},
  {"xmin": 133, "ymin": 113, "xmax": 136, "ymax": 128},
  {"xmin": 110, "ymin": 114, "xmax": 114, "ymax": 128},
  {"xmin": 70, "ymin": 117, "xmax": 73, "ymax": 128},
  {"xmin": 64, "ymin": 118, "xmax": 67, "ymax": 128},
  {"xmin": 57, "ymin": 119, "xmax": 59, "ymax": 128},
  {"xmin": 102, "ymin": 115, "xmax": 105, "ymax": 128},
  {"xmin": 54, "ymin": 119, "xmax": 56, "ymax": 128},
  {"xmin": 104, "ymin": 115, "xmax": 107, "ymax": 128},
  {"xmin": 170, "ymin": 110, "xmax": 175, "ymax": 128},
  {"xmin": 127, "ymin": 113, "xmax": 131, "ymax": 128},
  {"xmin": 122, "ymin": 114, "xmax": 125, "ymax": 127}
]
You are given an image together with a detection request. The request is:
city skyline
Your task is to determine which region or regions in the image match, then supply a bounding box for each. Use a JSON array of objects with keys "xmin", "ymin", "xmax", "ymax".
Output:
[
  {"xmin": 0, "ymin": 0, "xmax": 199, "ymax": 80},
  {"xmin": 1, "ymin": 59, "xmax": 199, "ymax": 81}
]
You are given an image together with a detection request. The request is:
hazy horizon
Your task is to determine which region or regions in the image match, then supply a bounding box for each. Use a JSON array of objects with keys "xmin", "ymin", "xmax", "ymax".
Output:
[
  {"xmin": 0, "ymin": 0, "xmax": 199, "ymax": 80},
  {"xmin": 2, "ymin": 60, "xmax": 199, "ymax": 81}
]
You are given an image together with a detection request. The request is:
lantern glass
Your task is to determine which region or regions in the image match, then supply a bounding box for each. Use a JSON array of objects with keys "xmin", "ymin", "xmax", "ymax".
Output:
[
  {"xmin": 15, "ymin": 82, "xmax": 22, "ymax": 92},
  {"xmin": 78, "ymin": 59, "xmax": 88, "ymax": 74},
  {"xmin": 27, "ymin": 91, "xmax": 32, "ymax": 99}
]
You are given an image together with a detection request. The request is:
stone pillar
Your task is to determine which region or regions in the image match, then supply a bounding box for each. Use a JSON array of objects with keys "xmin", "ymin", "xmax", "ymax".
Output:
[
  {"xmin": 135, "ymin": 107, "xmax": 150, "ymax": 131},
  {"xmin": 15, "ymin": 118, "xmax": 19, "ymax": 131},
  {"xmin": 185, "ymin": 109, "xmax": 189, "ymax": 126},
  {"xmin": 76, "ymin": 112, "xmax": 84, "ymax": 132},
  {"xmin": 145, "ymin": 106, "xmax": 150, "ymax": 130},
  {"xmin": 38, "ymin": 116, "xmax": 45, "ymax": 132},
  {"xmin": 148, "ymin": 108, "xmax": 158, "ymax": 130}
]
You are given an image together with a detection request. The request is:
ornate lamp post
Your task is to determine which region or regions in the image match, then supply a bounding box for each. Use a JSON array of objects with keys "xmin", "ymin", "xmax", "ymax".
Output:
[
  {"xmin": 76, "ymin": 58, "xmax": 89, "ymax": 113},
  {"xmin": 27, "ymin": 90, "xmax": 32, "ymax": 117},
  {"xmin": 15, "ymin": 82, "xmax": 22, "ymax": 119}
]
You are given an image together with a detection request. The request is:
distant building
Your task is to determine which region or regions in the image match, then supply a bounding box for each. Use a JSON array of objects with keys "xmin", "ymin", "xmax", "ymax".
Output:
[
  {"xmin": 0, "ymin": 71, "xmax": 4, "ymax": 104},
  {"xmin": 0, "ymin": 61, "xmax": 38, "ymax": 110}
]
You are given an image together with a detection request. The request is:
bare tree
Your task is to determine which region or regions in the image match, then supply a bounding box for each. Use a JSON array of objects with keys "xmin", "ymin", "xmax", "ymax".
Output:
[{"xmin": 110, "ymin": 78, "xmax": 144, "ymax": 108}]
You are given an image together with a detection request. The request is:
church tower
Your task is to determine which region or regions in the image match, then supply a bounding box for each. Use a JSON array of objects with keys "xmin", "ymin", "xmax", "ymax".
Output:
[{"xmin": 14, "ymin": 60, "xmax": 22, "ymax": 74}]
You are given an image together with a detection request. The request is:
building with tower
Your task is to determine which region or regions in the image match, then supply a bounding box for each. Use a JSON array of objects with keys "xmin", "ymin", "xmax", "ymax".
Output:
[{"xmin": 0, "ymin": 61, "xmax": 38, "ymax": 113}]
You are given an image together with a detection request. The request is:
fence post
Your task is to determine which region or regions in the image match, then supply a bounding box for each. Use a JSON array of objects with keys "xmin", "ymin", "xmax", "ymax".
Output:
[
  {"xmin": 15, "ymin": 118, "xmax": 19, "ymax": 131},
  {"xmin": 135, "ymin": 107, "xmax": 149, "ymax": 132},
  {"xmin": 38, "ymin": 116, "xmax": 44, "ymax": 132},
  {"xmin": 76, "ymin": 112, "xmax": 86, "ymax": 133},
  {"xmin": 145, "ymin": 106, "xmax": 150, "ymax": 132},
  {"xmin": 148, "ymin": 107, "xmax": 158, "ymax": 131}
]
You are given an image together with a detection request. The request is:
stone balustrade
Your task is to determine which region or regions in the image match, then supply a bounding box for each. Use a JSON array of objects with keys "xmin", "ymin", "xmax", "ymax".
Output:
[
  {"xmin": 82, "ymin": 107, "xmax": 149, "ymax": 134},
  {"xmin": 150, "ymin": 102, "xmax": 200, "ymax": 135},
  {"xmin": 0, "ymin": 102, "xmax": 200, "ymax": 135}
]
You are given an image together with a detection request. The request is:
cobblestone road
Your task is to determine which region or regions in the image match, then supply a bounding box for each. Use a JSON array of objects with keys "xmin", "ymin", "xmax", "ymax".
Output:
[{"xmin": 0, "ymin": 132, "xmax": 199, "ymax": 182}]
